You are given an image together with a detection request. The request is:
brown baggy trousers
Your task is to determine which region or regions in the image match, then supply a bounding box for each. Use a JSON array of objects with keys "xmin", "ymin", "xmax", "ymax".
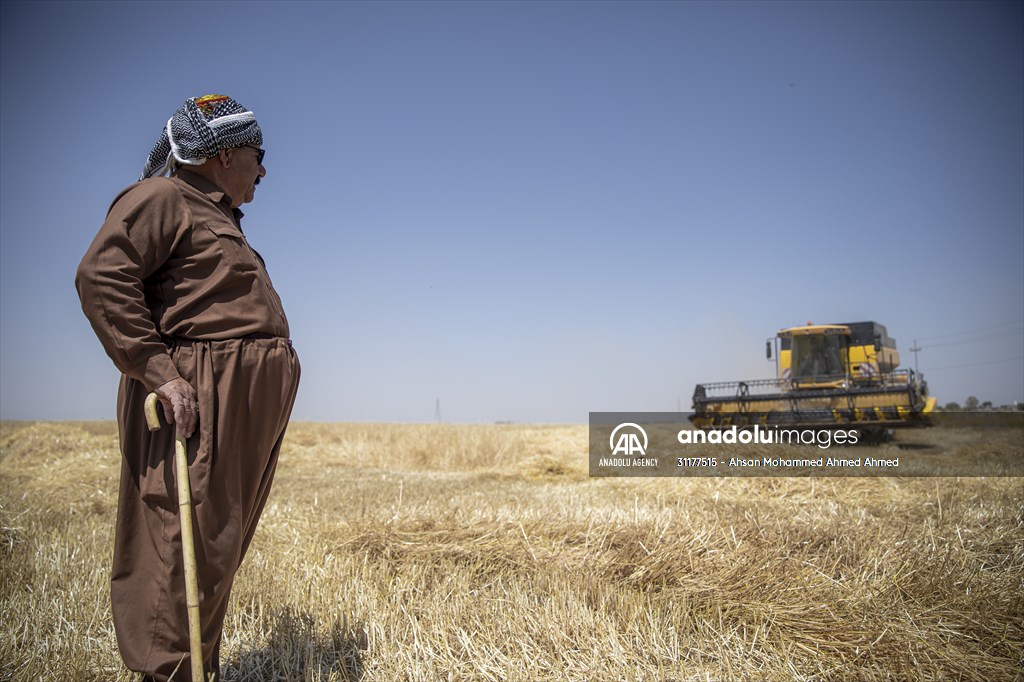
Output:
[{"xmin": 112, "ymin": 337, "xmax": 299, "ymax": 681}]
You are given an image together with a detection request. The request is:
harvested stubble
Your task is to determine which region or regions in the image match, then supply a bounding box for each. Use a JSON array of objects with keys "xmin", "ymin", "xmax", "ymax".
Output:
[{"xmin": 1, "ymin": 420, "xmax": 1021, "ymax": 681}]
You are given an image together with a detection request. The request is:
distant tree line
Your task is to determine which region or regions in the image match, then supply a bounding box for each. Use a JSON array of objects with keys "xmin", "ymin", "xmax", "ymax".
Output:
[{"xmin": 939, "ymin": 396, "xmax": 1023, "ymax": 411}]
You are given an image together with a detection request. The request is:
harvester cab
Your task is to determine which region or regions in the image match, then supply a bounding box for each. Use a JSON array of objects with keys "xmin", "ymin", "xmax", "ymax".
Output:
[
  {"xmin": 691, "ymin": 321, "xmax": 936, "ymax": 439},
  {"xmin": 772, "ymin": 322, "xmax": 898, "ymax": 389}
]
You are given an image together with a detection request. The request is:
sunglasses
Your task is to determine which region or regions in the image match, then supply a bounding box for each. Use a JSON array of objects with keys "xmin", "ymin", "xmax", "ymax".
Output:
[{"xmin": 242, "ymin": 145, "xmax": 265, "ymax": 165}]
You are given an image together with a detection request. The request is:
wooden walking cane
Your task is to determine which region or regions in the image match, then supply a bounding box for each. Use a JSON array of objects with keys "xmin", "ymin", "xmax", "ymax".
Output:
[{"xmin": 144, "ymin": 392, "xmax": 205, "ymax": 682}]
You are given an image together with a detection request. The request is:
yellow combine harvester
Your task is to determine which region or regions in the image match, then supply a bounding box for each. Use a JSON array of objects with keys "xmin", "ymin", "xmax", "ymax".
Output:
[{"xmin": 691, "ymin": 321, "xmax": 937, "ymax": 439}]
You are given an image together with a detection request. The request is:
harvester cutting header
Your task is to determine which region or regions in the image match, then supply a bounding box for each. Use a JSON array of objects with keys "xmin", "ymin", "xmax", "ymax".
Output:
[{"xmin": 690, "ymin": 321, "xmax": 936, "ymax": 440}]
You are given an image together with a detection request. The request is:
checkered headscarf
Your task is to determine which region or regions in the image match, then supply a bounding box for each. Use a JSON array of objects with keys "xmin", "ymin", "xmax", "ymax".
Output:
[{"xmin": 140, "ymin": 94, "xmax": 263, "ymax": 180}]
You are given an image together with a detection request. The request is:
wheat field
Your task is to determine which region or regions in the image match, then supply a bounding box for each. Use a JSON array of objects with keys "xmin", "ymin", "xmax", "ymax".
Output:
[{"xmin": 1, "ymin": 420, "xmax": 1021, "ymax": 681}]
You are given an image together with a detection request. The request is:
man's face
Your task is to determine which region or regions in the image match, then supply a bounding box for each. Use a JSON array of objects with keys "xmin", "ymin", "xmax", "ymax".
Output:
[{"xmin": 224, "ymin": 145, "xmax": 266, "ymax": 207}]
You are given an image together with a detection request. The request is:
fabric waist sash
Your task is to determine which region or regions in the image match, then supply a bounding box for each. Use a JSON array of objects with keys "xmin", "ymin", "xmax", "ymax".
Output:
[{"xmin": 163, "ymin": 333, "xmax": 292, "ymax": 347}]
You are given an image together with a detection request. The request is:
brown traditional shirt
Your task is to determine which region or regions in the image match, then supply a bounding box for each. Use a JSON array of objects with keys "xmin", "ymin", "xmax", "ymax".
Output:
[{"xmin": 76, "ymin": 169, "xmax": 290, "ymax": 390}]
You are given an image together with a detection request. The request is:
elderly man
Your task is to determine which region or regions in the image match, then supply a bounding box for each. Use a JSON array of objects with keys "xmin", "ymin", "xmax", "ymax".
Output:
[{"xmin": 76, "ymin": 94, "xmax": 300, "ymax": 681}]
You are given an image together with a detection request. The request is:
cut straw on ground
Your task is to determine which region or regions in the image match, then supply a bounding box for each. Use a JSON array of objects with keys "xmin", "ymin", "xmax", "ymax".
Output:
[{"xmin": 1, "ymin": 420, "xmax": 1021, "ymax": 680}]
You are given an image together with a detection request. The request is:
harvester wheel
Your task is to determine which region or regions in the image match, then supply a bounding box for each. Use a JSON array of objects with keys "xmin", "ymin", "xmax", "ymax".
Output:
[{"xmin": 859, "ymin": 427, "xmax": 894, "ymax": 444}]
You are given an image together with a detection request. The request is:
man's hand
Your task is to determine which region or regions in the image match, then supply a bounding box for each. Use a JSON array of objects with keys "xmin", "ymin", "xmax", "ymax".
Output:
[{"xmin": 154, "ymin": 377, "xmax": 198, "ymax": 438}]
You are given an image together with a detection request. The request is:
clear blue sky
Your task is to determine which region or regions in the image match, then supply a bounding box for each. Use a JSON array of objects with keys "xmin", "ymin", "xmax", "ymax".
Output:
[{"xmin": 1, "ymin": 0, "xmax": 1021, "ymax": 423}]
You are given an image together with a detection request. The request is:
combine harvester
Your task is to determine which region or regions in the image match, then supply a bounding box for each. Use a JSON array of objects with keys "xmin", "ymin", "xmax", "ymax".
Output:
[{"xmin": 690, "ymin": 321, "xmax": 937, "ymax": 442}]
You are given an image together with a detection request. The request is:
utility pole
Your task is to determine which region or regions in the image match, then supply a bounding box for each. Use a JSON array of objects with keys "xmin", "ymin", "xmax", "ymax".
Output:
[
  {"xmin": 910, "ymin": 339, "xmax": 922, "ymax": 374},
  {"xmin": 434, "ymin": 397, "xmax": 442, "ymax": 423}
]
